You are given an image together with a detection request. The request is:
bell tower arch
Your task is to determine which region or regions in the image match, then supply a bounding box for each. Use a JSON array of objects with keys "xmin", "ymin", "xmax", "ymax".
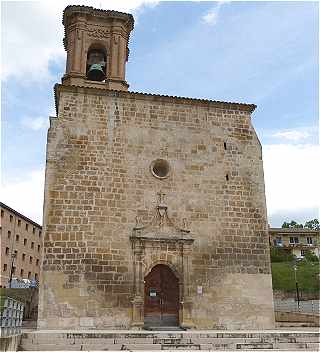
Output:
[{"xmin": 62, "ymin": 5, "xmax": 134, "ymax": 91}]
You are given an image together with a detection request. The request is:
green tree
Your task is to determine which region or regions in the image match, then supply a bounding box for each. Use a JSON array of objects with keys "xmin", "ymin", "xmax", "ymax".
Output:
[
  {"xmin": 303, "ymin": 250, "xmax": 319, "ymax": 262},
  {"xmin": 282, "ymin": 220, "xmax": 303, "ymax": 228},
  {"xmin": 304, "ymin": 219, "xmax": 320, "ymax": 230}
]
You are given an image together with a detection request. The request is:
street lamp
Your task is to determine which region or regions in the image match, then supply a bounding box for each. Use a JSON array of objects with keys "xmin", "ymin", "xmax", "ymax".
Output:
[
  {"xmin": 293, "ymin": 264, "xmax": 300, "ymax": 309},
  {"xmin": 9, "ymin": 252, "xmax": 16, "ymax": 288}
]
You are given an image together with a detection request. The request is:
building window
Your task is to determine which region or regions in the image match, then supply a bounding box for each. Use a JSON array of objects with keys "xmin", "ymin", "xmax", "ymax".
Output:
[
  {"xmin": 7, "ymin": 231, "xmax": 11, "ymax": 239},
  {"xmin": 25, "ymin": 223, "xmax": 29, "ymax": 231},
  {"xmin": 31, "ymin": 242, "xmax": 34, "ymax": 249},
  {"xmin": 29, "ymin": 256, "xmax": 33, "ymax": 264},
  {"xmin": 289, "ymin": 237, "xmax": 299, "ymax": 244},
  {"xmin": 1, "ymin": 210, "xmax": 4, "ymax": 217},
  {"xmin": 36, "ymin": 259, "xmax": 39, "ymax": 266},
  {"xmin": 10, "ymin": 215, "xmax": 13, "ymax": 222},
  {"xmin": 273, "ymin": 237, "xmax": 283, "ymax": 247},
  {"xmin": 5, "ymin": 247, "xmax": 9, "ymax": 255},
  {"xmin": 20, "ymin": 269, "xmax": 24, "ymax": 277},
  {"xmin": 35, "ymin": 273, "xmax": 38, "ymax": 280},
  {"xmin": 39, "ymin": 230, "xmax": 42, "ymax": 237},
  {"xmin": 3, "ymin": 264, "xmax": 7, "ymax": 271},
  {"xmin": 306, "ymin": 237, "xmax": 313, "ymax": 245},
  {"xmin": 16, "ymin": 234, "xmax": 19, "ymax": 242},
  {"xmin": 24, "ymin": 238, "xmax": 27, "ymax": 246},
  {"xmin": 12, "ymin": 267, "xmax": 16, "ymax": 274},
  {"xmin": 17, "ymin": 219, "xmax": 21, "ymax": 226},
  {"xmin": 14, "ymin": 250, "xmax": 17, "ymax": 256},
  {"xmin": 28, "ymin": 272, "xmax": 31, "ymax": 279},
  {"xmin": 33, "ymin": 227, "xmax": 35, "ymax": 234},
  {"xmin": 22, "ymin": 253, "xmax": 26, "ymax": 261},
  {"xmin": 37, "ymin": 244, "xmax": 40, "ymax": 252}
]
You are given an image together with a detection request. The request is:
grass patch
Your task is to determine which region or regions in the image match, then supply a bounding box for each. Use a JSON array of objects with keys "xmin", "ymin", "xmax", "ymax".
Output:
[{"xmin": 271, "ymin": 261, "xmax": 320, "ymax": 293}]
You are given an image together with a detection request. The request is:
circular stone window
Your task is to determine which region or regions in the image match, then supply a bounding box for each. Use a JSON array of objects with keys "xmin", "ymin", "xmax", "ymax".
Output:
[{"xmin": 150, "ymin": 159, "xmax": 170, "ymax": 179}]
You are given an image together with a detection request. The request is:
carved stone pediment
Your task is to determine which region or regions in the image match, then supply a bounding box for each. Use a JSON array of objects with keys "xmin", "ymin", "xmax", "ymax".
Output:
[{"xmin": 130, "ymin": 202, "xmax": 194, "ymax": 244}]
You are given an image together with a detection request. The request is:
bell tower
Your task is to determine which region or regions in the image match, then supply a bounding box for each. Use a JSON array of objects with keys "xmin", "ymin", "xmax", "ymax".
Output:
[{"xmin": 62, "ymin": 5, "xmax": 134, "ymax": 91}]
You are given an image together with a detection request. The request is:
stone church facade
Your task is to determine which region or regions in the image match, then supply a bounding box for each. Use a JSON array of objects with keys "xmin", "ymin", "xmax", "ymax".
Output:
[{"xmin": 38, "ymin": 6, "xmax": 275, "ymax": 329}]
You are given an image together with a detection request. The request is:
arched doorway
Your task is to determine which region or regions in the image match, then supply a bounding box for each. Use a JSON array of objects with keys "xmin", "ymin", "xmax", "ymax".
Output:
[{"xmin": 144, "ymin": 264, "xmax": 179, "ymax": 327}]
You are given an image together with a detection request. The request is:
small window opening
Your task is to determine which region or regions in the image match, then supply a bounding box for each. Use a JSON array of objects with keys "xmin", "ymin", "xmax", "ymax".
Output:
[
  {"xmin": 224, "ymin": 142, "xmax": 227, "ymax": 150},
  {"xmin": 150, "ymin": 159, "xmax": 170, "ymax": 179},
  {"xmin": 226, "ymin": 174, "xmax": 229, "ymax": 181}
]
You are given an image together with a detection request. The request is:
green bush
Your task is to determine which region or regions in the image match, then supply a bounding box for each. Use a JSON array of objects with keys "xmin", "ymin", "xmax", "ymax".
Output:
[
  {"xmin": 270, "ymin": 247, "xmax": 295, "ymax": 262},
  {"xmin": 271, "ymin": 261, "xmax": 320, "ymax": 293},
  {"xmin": 303, "ymin": 250, "xmax": 319, "ymax": 262}
]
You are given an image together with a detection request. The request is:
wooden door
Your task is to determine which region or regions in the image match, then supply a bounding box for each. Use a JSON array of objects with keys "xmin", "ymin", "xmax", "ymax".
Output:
[{"xmin": 144, "ymin": 264, "xmax": 179, "ymax": 327}]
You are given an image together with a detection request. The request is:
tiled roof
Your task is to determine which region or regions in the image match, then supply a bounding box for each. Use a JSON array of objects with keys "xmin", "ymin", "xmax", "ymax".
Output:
[{"xmin": 269, "ymin": 227, "xmax": 319, "ymax": 234}]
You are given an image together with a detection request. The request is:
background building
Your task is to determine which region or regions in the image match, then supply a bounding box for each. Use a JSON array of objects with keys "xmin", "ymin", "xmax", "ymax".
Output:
[
  {"xmin": 0, "ymin": 202, "xmax": 42, "ymax": 288},
  {"xmin": 269, "ymin": 228, "xmax": 319, "ymax": 259}
]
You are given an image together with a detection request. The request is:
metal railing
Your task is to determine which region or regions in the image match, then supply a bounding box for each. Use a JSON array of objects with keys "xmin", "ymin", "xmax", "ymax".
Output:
[{"xmin": 274, "ymin": 298, "xmax": 320, "ymax": 315}]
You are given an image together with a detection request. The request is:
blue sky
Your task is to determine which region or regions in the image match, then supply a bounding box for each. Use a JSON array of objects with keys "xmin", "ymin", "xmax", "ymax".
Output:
[{"xmin": 1, "ymin": 0, "xmax": 319, "ymax": 226}]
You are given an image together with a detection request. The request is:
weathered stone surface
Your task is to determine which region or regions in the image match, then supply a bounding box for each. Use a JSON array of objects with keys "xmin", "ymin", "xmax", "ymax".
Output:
[{"xmin": 39, "ymin": 85, "xmax": 274, "ymax": 329}]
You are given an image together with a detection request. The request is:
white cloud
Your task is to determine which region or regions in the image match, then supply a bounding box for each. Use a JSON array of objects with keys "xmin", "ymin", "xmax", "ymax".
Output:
[
  {"xmin": 1, "ymin": 0, "xmax": 158, "ymax": 82},
  {"xmin": 271, "ymin": 129, "xmax": 311, "ymax": 142},
  {"xmin": 21, "ymin": 116, "xmax": 49, "ymax": 131},
  {"xmin": 263, "ymin": 143, "xmax": 320, "ymax": 220},
  {"xmin": 0, "ymin": 168, "xmax": 45, "ymax": 224},
  {"xmin": 202, "ymin": 1, "xmax": 230, "ymax": 26}
]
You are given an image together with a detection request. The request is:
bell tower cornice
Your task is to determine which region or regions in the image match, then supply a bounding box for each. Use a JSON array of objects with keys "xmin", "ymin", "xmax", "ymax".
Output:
[{"xmin": 61, "ymin": 5, "xmax": 134, "ymax": 91}]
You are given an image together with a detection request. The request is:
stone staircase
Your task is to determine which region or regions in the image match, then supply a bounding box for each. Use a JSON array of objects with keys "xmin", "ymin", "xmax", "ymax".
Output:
[{"xmin": 18, "ymin": 330, "xmax": 320, "ymax": 351}]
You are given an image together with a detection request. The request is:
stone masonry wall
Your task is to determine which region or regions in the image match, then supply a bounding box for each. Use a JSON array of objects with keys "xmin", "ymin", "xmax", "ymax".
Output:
[{"xmin": 38, "ymin": 86, "xmax": 274, "ymax": 329}]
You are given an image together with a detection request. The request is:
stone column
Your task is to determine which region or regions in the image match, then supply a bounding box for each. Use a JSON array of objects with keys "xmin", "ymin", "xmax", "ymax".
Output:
[
  {"xmin": 131, "ymin": 238, "xmax": 144, "ymax": 329},
  {"xmin": 180, "ymin": 241, "xmax": 195, "ymax": 329}
]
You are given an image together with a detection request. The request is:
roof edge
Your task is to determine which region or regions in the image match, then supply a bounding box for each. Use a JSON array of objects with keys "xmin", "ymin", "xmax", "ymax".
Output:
[
  {"xmin": 54, "ymin": 84, "xmax": 257, "ymax": 113},
  {"xmin": 0, "ymin": 202, "xmax": 42, "ymax": 229},
  {"xmin": 63, "ymin": 5, "xmax": 134, "ymax": 29}
]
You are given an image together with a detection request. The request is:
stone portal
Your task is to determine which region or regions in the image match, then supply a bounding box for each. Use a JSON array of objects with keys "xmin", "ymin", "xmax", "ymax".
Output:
[{"xmin": 144, "ymin": 264, "xmax": 179, "ymax": 327}]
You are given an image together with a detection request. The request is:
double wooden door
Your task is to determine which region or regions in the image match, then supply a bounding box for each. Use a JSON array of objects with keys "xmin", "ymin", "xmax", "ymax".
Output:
[{"xmin": 144, "ymin": 264, "xmax": 179, "ymax": 327}]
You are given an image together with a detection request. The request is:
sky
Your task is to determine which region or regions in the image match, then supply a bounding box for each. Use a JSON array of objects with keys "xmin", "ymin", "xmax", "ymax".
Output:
[{"xmin": 1, "ymin": 0, "xmax": 319, "ymax": 227}]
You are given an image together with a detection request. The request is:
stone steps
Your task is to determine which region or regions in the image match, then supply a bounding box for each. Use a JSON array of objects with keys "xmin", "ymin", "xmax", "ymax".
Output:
[{"xmin": 18, "ymin": 330, "xmax": 320, "ymax": 351}]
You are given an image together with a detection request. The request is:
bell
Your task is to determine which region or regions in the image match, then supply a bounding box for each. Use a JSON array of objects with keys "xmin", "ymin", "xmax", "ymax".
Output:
[{"xmin": 87, "ymin": 63, "xmax": 105, "ymax": 82}]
